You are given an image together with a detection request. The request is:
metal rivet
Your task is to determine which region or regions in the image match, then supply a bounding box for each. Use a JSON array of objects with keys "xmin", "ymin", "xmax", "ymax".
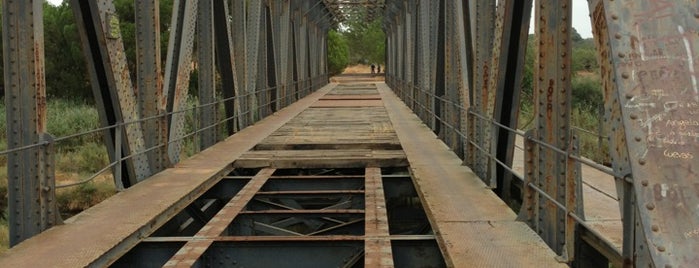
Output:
[
  {"xmin": 625, "ymin": 93, "xmax": 633, "ymax": 99},
  {"xmin": 611, "ymin": 14, "xmax": 618, "ymax": 20},
  {"xmin": 615, "ymin": 33, "xmax": 622, "ymax": 39},
  {"xmin": 657, "ymin": 245, "xmax": 665, "ymax": 252},
  {"xmin": 618, "ymin": 52, "xmax": 625, "ymax": 58},
  {"xmin": 630, "ymin": 114, "xmax": 638, "ymax": 119},
  {"xmin": 652, "ymin": 225, "xmax": 659, "ymax": 232},
  {"xmin": 639, "ymin": 158, "xmax": 646, "ymax": 165},
  {"xmin": 622, "ymin": 73, "xmax": 630, "ymax": 79},
  {"xmin": 641, "ymin": 180, "xmax": 649, "ymax": 186},
  {"xmin": 646, "ymin": 203, "xmax": 655, "ymax": 210},
  {"xmin": 635, "ymin": 137, "xmax": 642, "ymax": 142}
]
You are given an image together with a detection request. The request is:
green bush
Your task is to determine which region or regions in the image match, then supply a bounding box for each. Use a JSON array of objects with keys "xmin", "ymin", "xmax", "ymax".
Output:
[
  {"xmin": 571, "ymin": 75, "xmax": 603, "ymax": 111},
  {"xmin": 57, "ymin": 142, "xmax": 109, "ymax": 174},
  {"xmin": 0, "ymin": 99, "xmax": 100, "ymax": 150},
  {"xmin": 327, "ymin": 30, "xmax": 350, "ymax": 75}
]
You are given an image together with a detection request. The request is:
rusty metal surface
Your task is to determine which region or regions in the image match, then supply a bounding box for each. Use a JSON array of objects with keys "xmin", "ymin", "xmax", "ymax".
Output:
[
  {"xmin": 71, "ymin": 0, "xmax": 151, "ymax": 186},
  {"xmin": 0, "ymin": 83, "xmax": 337, "ymax": 268},
  {"xmin": 164, "ymin": 168, "xmax": 275, "ymax": 267},
  {"xmin": 589, "ymin": 1, "xmax": 699, "ymax": 266},
  {"xmin": 163, "ymin": 0, "xmax": 198, "ymax": 164},
  {"xmin": 532, "ymin": 0, "xmax": 573, "ymax": 256},
  {"xmin": 514, "ymin": 134, "xmax": 623, "ymax": 257},
  {"xmin": 378, "ymin": 83, "xmax": 564, "ymax": 267},
  {"xmin": 2, "ymin": 0, "xmax": 56, "ymax": 245},
  {"xmin": 135, "ymin": 0, "xmax": 168, "ymax": 172}
]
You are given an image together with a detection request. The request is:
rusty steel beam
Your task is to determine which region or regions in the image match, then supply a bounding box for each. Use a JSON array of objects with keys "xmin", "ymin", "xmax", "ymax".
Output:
[
  {"xmin": 531, "ymin": 0, "xmax": 573, "ymax": 257},
  {"xmin": 135, "ymin": 0, "xmax": 169, "ymax": 172},
  {"xmin": 468, "ymin": 1, "xmax": 495, "ymax": 183},
  {"xmin": 589, "ymin": 1, "xmax": 699, "ymax": 266},
  {"xmin": 163, "ymin": 0, "xmax": 198, "ymax": 164},
  {"xmin": 2, "ymin": 0, "xmax": 60, "ymax": 245},
  {"xmin": 71, "ymin": 0, "xmax": 151, "ymax": 187},
  {"xmin": 164, "ymin": 168, "xmax": 276, "ymax": 267}
]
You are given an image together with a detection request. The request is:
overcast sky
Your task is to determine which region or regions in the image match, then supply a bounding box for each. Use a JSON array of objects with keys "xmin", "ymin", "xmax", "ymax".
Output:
[{"xmin": 46, "ymin": 0, "xmax": 594, "ymax": 38}]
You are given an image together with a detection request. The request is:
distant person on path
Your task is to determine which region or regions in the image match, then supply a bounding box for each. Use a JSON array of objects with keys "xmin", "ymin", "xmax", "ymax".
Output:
[
  {"xmin": 377, "ymin": 65, "xmax": 381, "ymax": 74},
  {"xmin": 370, "ymin": 64, "xmax": 376, "ymax": 74}
]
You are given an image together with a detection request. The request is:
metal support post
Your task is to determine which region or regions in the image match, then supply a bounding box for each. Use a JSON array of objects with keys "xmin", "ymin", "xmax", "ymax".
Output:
[
  {"xmin": 470, "ymin": 1, "xmax": 495, "ymax": 184},
  {"xmin": 71, "ymin": 0, "xmax": 152, "ymax": 187},
  {"xmin": 135, "ymin": 0, "xmax": 169, "ymax": 172},
  {"xmin": 163, "ymin": 0, "xmax": 198, "ymax": 164},
  {"xmin": 487, "ymin": 0, "xmax": 533, "ymax": 202},
  {"xmin": 3, "ymin": 0, "xmax": 52, "ymax": 245},
  {"xmin": 265, "ymin": 4, "xmax": 279, "ymax": 113},
  {"xmin": 231, "ymin": 0, "xmax": 248, "ymax": 128},
  {"xmin": 246, "ymin": 0, "xmax": 263, "ymax": 123},
  {"xmin": 532, "ymin": 0, "xmax": 573, "ymax": 256},
  {"xmin": 198, "ymin": 0, "xmax": 217, "ymax": 149},
  {"xmin": 213, "ymin": 0, "xmax": 240, "ymax": 136}
]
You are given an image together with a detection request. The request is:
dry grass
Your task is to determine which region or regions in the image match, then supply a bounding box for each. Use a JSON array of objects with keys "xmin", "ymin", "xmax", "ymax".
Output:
[{"xmin": 342, "ymin": 64, "xmax": 384, "ymax": 74}]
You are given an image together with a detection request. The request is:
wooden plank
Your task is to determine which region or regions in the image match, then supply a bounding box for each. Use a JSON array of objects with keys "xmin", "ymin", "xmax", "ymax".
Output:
[
  {"xmin": 311, "ymin": 99, "xmax": 384, "ymax": 107},
  {"xmin": 233, "ymin": 149, "xmax": 408, "ymax": 169},
  {"xmin": 364, "ymin": 167, "xmax": 394, "ymax": 267},
  {"xmin": 320, "ymin": 94, "xmax": 381, "ymax": 100}
]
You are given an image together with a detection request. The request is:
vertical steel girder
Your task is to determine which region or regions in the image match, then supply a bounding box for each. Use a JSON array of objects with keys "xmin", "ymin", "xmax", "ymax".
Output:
[
  {"xmin": 257, "ymin": 5, "xmax": 270, "ymax": 118},
  {"xmin": 433, "ymin": 0, "xmax": 446, "ymax": 139},
  {"xmin": 135, "ymin": 0, "xmax": 169, "ymax": 172},
  {"xmin": 264, "ymin": 3, "xmax": 279, "ymax": 113},
  {"xmin": 3, "ymin": 0, "xmax": 60, "ymax": 246},
  {"xmin": 197, "ymin": 0, "xmax": 217, "ymax": 150},
  {"xmin": 487, "ymin": 0, "xmax": 533, "ymax": 202},
  {"xmin": 246, "ymin": 0, "xmax": 263, "ymax": 124},
  {"xmin": 530, "ymin": 0, "xmax": 574, "ymax": 257},
  {"xmin": 469, "ymin": 1, "xmax": 495, "ymax": 185},
  {"xmin": 277, "ymin": 1, "xmax": 292, "ymax": 108},
  {"xmin": 230, "ymin": 0, "xmax": 253, "ymax": 128},
  {"xmin": 71, "ymin": 0, "xmax": 151, "ymax": 187},
  {"xmin": 213, "ymin": 0, "xmax": 240, "ymax": 136},
  {"xmin": 588, "ymin": 0, "xmax": 699, "ymax": 266},
  {"xmin": 163, "ymin": 0, "xmax": 198, "ymax": 164}
]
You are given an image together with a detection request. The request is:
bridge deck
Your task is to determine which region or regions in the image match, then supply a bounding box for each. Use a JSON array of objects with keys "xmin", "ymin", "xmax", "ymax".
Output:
[{"xmin": 0, "ymin": 79, "xmax": 567, "ymax": 267}]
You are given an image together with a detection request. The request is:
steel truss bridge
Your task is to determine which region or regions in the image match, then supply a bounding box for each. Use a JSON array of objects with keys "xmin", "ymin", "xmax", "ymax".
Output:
[{"xmin": 0, "ymin": 0, "xmax": 698, "ymax": 267}]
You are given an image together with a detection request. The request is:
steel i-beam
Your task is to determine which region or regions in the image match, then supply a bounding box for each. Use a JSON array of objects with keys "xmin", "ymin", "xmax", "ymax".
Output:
[
  {"xmin": 135, "ymin": 0, "xmax": 169, "ymax": 172},
  {"xmin": 3, "ymin": 0, "xmax": 60, "ymax": 246},
  {"xmin": 531, "ymin": 0, "xmax": 573, "ymax": 257},
  {"xmin": 71, "ymin": 0, "xmax": 152, "ymax": 187},
  {"xmin": 163, "ymin": 0, "xmax": 198, "ymax": 164},
  {"xmin": 198, "ymin": 0, "xmax": 217, "ymax": 149}
]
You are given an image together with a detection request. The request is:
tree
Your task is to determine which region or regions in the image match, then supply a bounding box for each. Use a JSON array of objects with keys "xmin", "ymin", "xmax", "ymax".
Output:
[
  {"xmin": 43, "ymin": 2, "xmax": 93, "ymax": 100},
  {"xmin": 327, "ymin": 30, "xmax": 349, "ymax": 75},
  {"xmin": 339, "ymin": 12, "xmax": 385, "ymax": 65}
]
